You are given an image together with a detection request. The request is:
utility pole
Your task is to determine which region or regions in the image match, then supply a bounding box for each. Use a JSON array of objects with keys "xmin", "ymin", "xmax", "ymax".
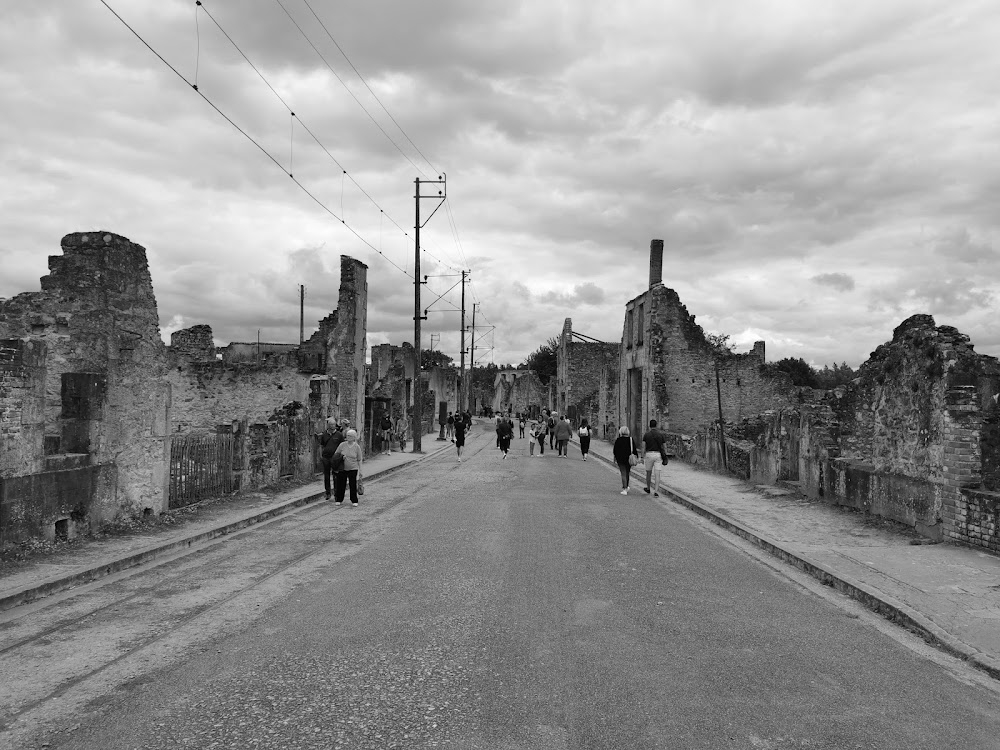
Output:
[
  {"xmin": 299, "ymin": 285, "xmax": 305, "ymax": 345},
  {"xmin": 412, "ymin": 174, "xmax": 447, "ymax": 453},
  {"xmin": 469, "ymin": 302, "xmax": 477, "ymax": 413},
  {"xmin": 459, "ymin": 269, "xmax": 468, "ymax": 413}
]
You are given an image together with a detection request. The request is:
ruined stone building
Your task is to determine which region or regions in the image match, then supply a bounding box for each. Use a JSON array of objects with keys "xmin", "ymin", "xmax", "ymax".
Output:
[
  {"xmin": 599, "ymin": 238, "xmax": 1000, "ymax": 555},
  {"xmin": 1, "ymin": 231, "xmax": 368, "ymax": 549},
  {"xmin": 556, "ymin": 318, "xmax": 619, "ymax": 427},
  {"xmin": 612, "ymin": 240, "xmax": 796, "ymax": 438},
  {"xmin": 492, "ymin": 367, "xmax": 545, "ymax": 416}
]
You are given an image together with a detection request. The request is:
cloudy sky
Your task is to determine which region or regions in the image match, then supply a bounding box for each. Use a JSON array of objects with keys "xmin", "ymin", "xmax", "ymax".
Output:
[{"xmin": 2, "ymin": 1, "xmax": 998, "ymax": 369}]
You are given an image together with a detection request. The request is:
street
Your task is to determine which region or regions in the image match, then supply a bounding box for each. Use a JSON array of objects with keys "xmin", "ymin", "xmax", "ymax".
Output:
[{"xmin": 3, "ymin": 427, "xmax": 1000, "ymax": 749}]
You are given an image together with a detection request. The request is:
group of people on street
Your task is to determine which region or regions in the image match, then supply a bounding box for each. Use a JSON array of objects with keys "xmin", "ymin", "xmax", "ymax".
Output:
[
  {"xmin": 612, "ymin": 419, "xmax": 670, "ymax": 496},
  {"xmin": 316, "ymin": 418, "xmax": 364, "ymax": 506},
  {"xmin": 523, "ymin": 410, "xmax": 591, "ymax": 460},
  {"xmin": 322, "ymin": 404, "xmax": 670, "ymax": 502}
]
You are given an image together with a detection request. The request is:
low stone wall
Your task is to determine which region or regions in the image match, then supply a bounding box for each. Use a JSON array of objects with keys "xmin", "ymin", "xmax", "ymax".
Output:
[{"xmin": 950, "ymin": 488, "xmax": 1000, "ymax": 553}]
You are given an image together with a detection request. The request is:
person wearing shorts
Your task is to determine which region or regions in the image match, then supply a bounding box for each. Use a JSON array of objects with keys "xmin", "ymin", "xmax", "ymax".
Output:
[{"xmin": 641, "ymin": 419, "xmax": 668, "ymax": 496}]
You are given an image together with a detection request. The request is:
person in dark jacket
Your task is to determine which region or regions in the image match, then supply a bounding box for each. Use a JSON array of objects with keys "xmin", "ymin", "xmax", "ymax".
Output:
[
  {"xmin": 497, "ymin": 418, "xmax": 514, "ymax": 459},
  {"xmin": 612, "ymin": 426, "xmax": 639, "ymax": 495},
  {"xmin": 554, "ymin": 415, "xmax": 573, "ymax": 457},
  {"xmin": 317, "ymin": 418, "xmax": 346, "ymax": 500}
]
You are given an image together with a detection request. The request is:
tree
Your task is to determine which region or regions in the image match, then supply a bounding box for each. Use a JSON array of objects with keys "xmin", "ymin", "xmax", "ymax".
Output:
[
  {"xmin": 767, "ymin": 357, "xmax": 819, "ymax": 388},
  {"xmin": 421, "ymin": 349, "xmax": 454, "ymax": 369},
  {"xmin": 815, "ymin": 361, "xmax": 857, "ymax": 389},
  {"xmin": 523, "ymin": 336, "xmax": 559, "ymax": 384},
  {"xmin": 706, "ymin": 333, "xmax": 734, "ymax": 355}
]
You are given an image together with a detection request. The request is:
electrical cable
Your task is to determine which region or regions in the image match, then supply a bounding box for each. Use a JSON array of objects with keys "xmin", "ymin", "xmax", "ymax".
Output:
[
  {"xmin": 297, "ymin": 0, "xmax": 440, "ymax": 177},
  {"xmin": 99, "ymin": 0, "xmax": 413, "ymax": 279}
]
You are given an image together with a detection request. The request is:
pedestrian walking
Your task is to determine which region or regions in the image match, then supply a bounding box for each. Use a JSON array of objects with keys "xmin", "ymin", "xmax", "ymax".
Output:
[
  {"xmin": 578, "ymin": 418, "xmax": 592, "ymax": 461},
  {"xmin": 641, "ymin": 419, "xmax": 669, "ymax": 496},
  {"xmin": 535, "ymin": 415, "xmax": 548, "ymax": 455},
  {"xmin": 529, "ymin": 420, "xmax": 538, "ymax": 455},
  {"xmin": 316, "ymin": 417, "xmax": 346, "ymax": 500},
  {"xmin": 612, "ymin": 426, "xmax": 639, "ymax": 495},
  {"xmin": 497, "ymin": 418, "xmax": 514, "ymax": 459},
  {"xmin": 518, "ymin": 414, "xmax": 526, "ymax": 438},
  {"xmin": 463, "ymin": 410, "xmax": 472, "ymax": 434},
  {"xmin": 379, "ymin": 413, "xmax": 393, "ymax": 455},
  {"xmin": 446, "ymin": 412, "xmax": 455, "ymax": 441},
  {"xmin": 454, "ymin": 416, "xmax": 467, "ymax": 462},
  {"xmin": 547, "ymin": 411, "xmax": 557, "ymax": 449},
  {"xmin": 554, "ymin": 414, "xmax": 572, "ymax": 457},
  {"xmin": 333, "ymin": 429, "xmax": 364, "ymax": 506}
]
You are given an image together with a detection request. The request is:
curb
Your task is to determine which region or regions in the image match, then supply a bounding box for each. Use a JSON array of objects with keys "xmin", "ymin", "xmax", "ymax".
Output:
[
  {"xmin": 580, "ymin": 441, "xmax": 1000, "ymax": 682},
  {"xmin": 0, "ymin": 444, "xmax": 449, "ymax": 615}
]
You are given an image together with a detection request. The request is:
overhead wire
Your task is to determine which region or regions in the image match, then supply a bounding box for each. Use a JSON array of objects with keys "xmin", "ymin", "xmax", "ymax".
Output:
[
  {"xmin": 296, "ymin": 0, "xmax": 439, "ymax": 177},
  {"xmin": 103, "ymin": 0, "xmax": 482, "ymax": 330},
  {"xmin": 202, "ymin": 0, "xmax": 466, "ymax": 276},
  {"xmin": 99, "ymin": 0, "xmax": 413, "ymax": 279},
  {"xmin": 272, "ymin": 0, "xmax": 428, "ymax": 178}
]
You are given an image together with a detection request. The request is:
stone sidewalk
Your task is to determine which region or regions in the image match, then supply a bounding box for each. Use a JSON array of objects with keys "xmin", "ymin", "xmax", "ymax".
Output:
[
  {"xmin": 574, "ymin": 434, "xmax": 1000, "ymax": 680},
  {"xmin": 0, "ymin": 440, "xmax": 454, "ymax": 613}
]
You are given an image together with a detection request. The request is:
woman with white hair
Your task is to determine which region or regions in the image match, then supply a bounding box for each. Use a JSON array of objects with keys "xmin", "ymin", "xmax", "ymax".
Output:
[
  {"xmin": 333, "ymin": 429, "xmax": 364, "ymax": 506},
  {"xmin": 612, "ymin": 426, "xmax": 639, "ymax": 495}
]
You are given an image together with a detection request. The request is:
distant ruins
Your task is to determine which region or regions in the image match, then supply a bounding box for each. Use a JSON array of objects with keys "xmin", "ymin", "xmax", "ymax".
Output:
[{"xmin": 0, "ymin": 231, "xmax": 369, "ymax": 548}]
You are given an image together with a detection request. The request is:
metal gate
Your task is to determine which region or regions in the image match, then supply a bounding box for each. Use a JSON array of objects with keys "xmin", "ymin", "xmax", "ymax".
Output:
[{"xmin": 169, "ymin": 433, "xmax": 235, "ymax": 508}]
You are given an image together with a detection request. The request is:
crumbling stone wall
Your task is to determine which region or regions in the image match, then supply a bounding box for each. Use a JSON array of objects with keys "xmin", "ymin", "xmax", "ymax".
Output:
[
  {"xmin": 619, "ymin": 277, "xmax": 794, "ymax": 439},
  {"xmin": 328, "ymin": 256, "xmax": 368, "ymax": 433},
  {"xmin": 0, "ymin": 232, "xmax": 171, "ymax": 546},
  {"xmin": 492, "ymin": 368, "xmax": 544, "ymax": 415},
  {"xmin": 682, "ymin": 315, "xmax": 1000, "ymax": 551},
  {"xmin": 557, "ymin": 318, "xmax": 620, "ymax": 426},
  {"xmin": 1, "ymin": 235, "xmax": 372, "ymax": 547}
]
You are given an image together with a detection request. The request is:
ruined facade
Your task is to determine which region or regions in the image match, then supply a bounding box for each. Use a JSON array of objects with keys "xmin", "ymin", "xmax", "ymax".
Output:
[
  {"xmin": 0, "ymin": 232, "xmax": 369, "ymax": 548},
  {"xmin": 492, "ymin": 367, "xmax": 545, "ymax": 416},
  {"xmin": 1, "ymin": 233, "xmax": 171, "ymax": 546},
  {"xmin": 556, "ymin": 318, "xmax": 620, "ymax": 426},
  {"xmin": 613, "ymin": 239, "xmax": 796, "ymax": 438}
]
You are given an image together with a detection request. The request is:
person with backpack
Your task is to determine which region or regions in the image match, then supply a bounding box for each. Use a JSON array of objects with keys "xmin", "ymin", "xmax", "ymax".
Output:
[
  {"xmin": 446, "ymin": 412, "xmax": 455, "ymax": 441},
  {"xmin": 316, "ymin": 418, "xmax": 346, "ymax": 500},
  {"xmin": 379, "ymin": 413, "xmax": 394, "ymax": 455},
  {"xmin": 518, "ymin": 414, "xmax": 526, "ymax": 438},
  {"xmin": 578, "ymin": 418, "xmax": 592, "ymax": 461}
]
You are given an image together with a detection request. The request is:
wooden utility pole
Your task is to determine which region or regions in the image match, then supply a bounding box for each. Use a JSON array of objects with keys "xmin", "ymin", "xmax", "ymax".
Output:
[
  {"xmin": 411, "ymin": 175, "xmax": 447, "ymax": 453},
  {"xmin": 459, "ymin": 270, "xmax": 468, "ymax": 412},
  {"xmin": 299, "ymin": 285, "xmax": 305, "ymax": 345}
]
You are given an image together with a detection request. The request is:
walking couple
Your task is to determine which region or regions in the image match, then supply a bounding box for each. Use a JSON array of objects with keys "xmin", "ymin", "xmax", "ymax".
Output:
[{"xmin": 317, "ymin": 417, "xmax": 364, "ymax": 506}]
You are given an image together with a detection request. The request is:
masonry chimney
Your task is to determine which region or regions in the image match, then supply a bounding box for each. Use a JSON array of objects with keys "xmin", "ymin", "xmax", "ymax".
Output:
[{"xmin": 649, "ymin": 239, "xmax": 664, "ymax": 289}]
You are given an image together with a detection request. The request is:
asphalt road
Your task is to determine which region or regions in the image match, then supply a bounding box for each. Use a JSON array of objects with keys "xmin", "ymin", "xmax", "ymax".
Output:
[{"xmin": 5, "ymin": 429, "xmax": 1000, "ymax": 749}]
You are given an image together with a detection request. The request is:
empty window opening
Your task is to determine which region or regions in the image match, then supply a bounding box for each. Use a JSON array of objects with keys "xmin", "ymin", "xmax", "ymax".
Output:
[{"xmin": 54, "ymin": 518, "xmax": 69, "ymax": 541}]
